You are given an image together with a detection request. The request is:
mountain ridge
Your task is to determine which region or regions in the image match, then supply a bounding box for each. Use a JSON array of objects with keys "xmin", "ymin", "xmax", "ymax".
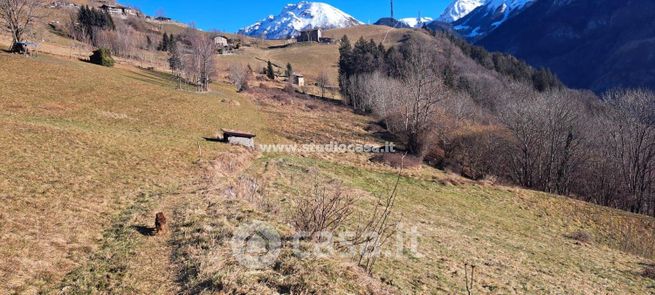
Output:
[
  {"xmin": 239, "ymin": 1, "xmax": 362, "ymax": 39},
  {"xmin": 438, "ymin": 0, "xmax": 485, "ymax": 22},
  {"xmin": 449, "ymin": 0, "xmax": 536, "ymax": 40},
  {"xmin": 478, "ymin": 0, "xmax": 655, "ymax": 92}
]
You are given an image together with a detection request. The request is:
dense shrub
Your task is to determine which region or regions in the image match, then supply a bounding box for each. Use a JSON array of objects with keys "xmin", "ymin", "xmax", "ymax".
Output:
[
  {"xmin": 89, "ymin": 48, "xmax": 115, "ymax": 67},
  {"xmin": 444, "ymin": 31, "xmax": 563, "ymax": 92}
]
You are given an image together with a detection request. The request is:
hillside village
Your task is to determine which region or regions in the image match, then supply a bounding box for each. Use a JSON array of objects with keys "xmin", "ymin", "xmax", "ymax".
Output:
[{"xmin": 1, "ymin": 0, "xmax": 655, "ymax": 294}]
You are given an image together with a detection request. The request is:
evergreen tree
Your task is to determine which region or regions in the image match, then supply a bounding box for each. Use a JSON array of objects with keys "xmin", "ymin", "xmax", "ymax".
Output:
[
  {"xmin": 167, "ymin": 34, "xmax": 175, "ymax": 52},
  {"xmin": 350, "ymin": 37, "xmax": 378, "ymax": 75},
  {"xmin": 532, "ymin": 68, "xmax": 561, "ymax": 92},
  {"xmin": 338, "ymin": 35, "xmax": 353, "ymax": 92},
  {"xmin": 76, "ymin": 6, "xmax": 114, "ymax": 40},
  {"xmin": 159, "ymin": 33, "xmax": 169, "ymax": 51},
  {"xmin": 285, "ymin": 63, "xmax": 293, "ymax": 77},
  {"xmin": 384, "ymin": 46, "xmax": 404, "ymax": 78},
  {"xmin": 168, "ymin": 41, "xmax": 183, "ymax": 88},
  {"xmin": 377, "ymin": 43, "xmax": 386, "ymax": 59},
  {"xmin": 266, "ymin": 60, "xmax": 275, "ymax": 79},
  {"xmin": 102, "ymin": 9, "xmax": 115, "ymax": 30}
]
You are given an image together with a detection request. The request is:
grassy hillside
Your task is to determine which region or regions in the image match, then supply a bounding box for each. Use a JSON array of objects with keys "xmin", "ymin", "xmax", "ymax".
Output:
[
  {"xmin": 217, "ymin": 26, "xmax": 415, "ymax": 85},
  {"xmin": 1, "ymin": 24, "xmax": 655, "ymax": 294},
  {"xmin": 0, "ymin": 51, "xmax": 272, "ymax": 292}
]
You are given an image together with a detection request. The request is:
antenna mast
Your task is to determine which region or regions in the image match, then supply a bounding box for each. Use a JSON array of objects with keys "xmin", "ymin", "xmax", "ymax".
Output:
[{"xmin": 390, "ymin": 0, "xmax": 394, "ymax": 19}]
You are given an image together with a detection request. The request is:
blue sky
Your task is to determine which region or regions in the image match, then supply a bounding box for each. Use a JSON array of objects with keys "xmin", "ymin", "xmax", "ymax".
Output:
[{"xmin": 121, "ymin": 0, "xmax": 451, "ymax": 33}]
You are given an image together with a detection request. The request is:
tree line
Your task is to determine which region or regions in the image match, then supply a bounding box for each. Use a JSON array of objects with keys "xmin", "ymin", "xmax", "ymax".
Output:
[
  {"xmin": 76, "ymin": 5, "xmax": 115, "ymax": 40},
  {"xmin": 339, "ymin": 32, "xmax": 655, "ymax": 217},
  {"xmin": 67, "ymin": 5, "xmax": 216, "ymax": 92},
  {"xmin": 445, "ymin": 32, "xmax": 563, "ymax": 92}
]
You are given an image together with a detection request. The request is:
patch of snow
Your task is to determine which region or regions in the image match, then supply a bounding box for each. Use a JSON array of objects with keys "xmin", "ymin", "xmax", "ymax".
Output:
[
  {"xmin": 398, "ymin": 17, "xmax": 433, "ymax": 28},
  {"xmin": 439, "ymin": 0, "xmax": 485, "ymax": 22},
  {"xmin": 466, "ymin": 27, "xmax": 482, "ymax": 38},
  {"xmin": 485, "ymin": 0, "xmax": 535, "ymax": 13}
]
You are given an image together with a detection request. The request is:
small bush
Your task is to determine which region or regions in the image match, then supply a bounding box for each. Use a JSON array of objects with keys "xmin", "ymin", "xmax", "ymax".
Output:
[
  {"xmin": 566, "ymin": 230, "xmax": 592, "ymax": 243},
  {"xmin": 89, "ymin": 48, "xmax": 115, "ymax": 67},
  {"xmin": 283, "ymin": 83, "xmax": 295, "ymax": 94},
  {"xmin": 291, "ymin": 180, "xmax": 353, "ymax": 240}
]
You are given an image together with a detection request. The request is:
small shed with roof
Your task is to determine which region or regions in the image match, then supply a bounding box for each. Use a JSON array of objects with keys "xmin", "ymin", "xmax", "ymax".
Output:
[{"xmin": 222, "ymin": 129, "xmax": 256, "ymax": 148}]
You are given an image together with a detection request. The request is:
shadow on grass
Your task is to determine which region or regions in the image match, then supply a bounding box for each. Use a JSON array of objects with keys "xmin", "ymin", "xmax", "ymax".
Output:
[
  {"xmin": 203, "ymin": 136, "xmax": 226, "ymax": 143},
  {"xmin": 300, "ymin": 91, "xmax": 343, "ymax": 106},
  {"xmin": 132, "ymin": 225, "xmax": 155, "ymax": 236}
]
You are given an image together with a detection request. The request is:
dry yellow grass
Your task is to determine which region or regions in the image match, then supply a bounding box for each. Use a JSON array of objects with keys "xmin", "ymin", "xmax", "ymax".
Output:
[
  {"xmin": 0, "ymin": 51, "xmax": 273, "ymax": 293},
  {"xmin": 217, "ymin": 26, "xmax": 419, "ymax": 89},
  {"xmin": 324, "ymin": 25, "xmax": 415, "ymax": 47},
  {"xmin": 240, "ymin": 87, "xmax": 655, "ymax": 294}
]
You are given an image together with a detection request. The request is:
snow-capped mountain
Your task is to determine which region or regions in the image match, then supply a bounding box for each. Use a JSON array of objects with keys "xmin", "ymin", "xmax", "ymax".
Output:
[
  {"xmin": 451, "ymin": 0, "xmax": 536, "ymax": 40},
  {"xmin": 239, "ymin": 1, "xmax": 362, "ymax": 40},
  {"xmin": 399, "ymin": 17, "xmax": 433, "ymax": 28},
  {"xmin": 438, "ymin": 0, "xmax": 485, "ymax": 22}
]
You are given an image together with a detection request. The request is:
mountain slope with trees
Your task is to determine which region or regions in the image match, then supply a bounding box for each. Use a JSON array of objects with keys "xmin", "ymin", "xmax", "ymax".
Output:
[
  {"xmin": 478, "ymin": 0, "xmax": 655, "ymax": 92},
  {"xmin": 338, "ymin": 29, "xmax": 655, "ymax": 218}
]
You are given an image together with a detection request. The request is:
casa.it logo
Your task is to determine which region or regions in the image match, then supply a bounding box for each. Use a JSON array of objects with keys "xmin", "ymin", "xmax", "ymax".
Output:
[{"xmin": 230, "ymin": 220, "xmax": 281, "ymax": 269}]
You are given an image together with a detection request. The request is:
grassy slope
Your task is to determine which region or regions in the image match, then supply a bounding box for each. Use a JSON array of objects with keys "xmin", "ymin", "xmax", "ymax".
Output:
[
  {"xmin": 1, "ymin": 24, "xmax": 655, "ymax": 294},
  {"xmin": 257, "ymin": 156, "xmax": 655, "ymax": 293},
  {"xmin": 0, "ymin": 52, "xmax": 272, "ymax": 292},
  {"xmin": 217, "ymin": 25, "xmax": 413, "ymax": 84},
  {"xmin": 248, "ymin": 92, "xmax": 655, "ymax": 294}
]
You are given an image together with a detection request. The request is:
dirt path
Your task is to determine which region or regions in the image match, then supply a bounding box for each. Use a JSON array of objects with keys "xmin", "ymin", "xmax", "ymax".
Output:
[
  {"xmin": 119, "ymin": 190, "xmax": 190, "ymax": 295},
  {"xmin": 54, "ymin": 150, "xmax": 257, "ymax": 294}
]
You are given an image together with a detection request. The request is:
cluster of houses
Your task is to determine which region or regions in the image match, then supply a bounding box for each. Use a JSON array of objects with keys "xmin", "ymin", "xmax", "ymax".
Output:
[
  {"xmin": 213, "ymin": 36, "xmax": 241, "ymax": 54},
  {"xmin": 99, "ymin": 4, "xmax": 141, "ymax": 18},
  {"xmin": 48, "ymin": 1, "xmax": 79, "ymax": 9},
  {"xmin": 95, "ymin": 3, "xmax": 178, "ymax": 25}
]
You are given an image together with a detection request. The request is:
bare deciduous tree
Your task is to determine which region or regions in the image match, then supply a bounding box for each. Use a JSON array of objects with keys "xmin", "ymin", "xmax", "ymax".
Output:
[
  {"xmin": 183, "ymin": 28, "xmax": 216, "ymax": 92},
  {"xmin": 601, "ymin": 89, "xmax": 655, "ymax": 215},
  {"xmin": 352, "ymin": 169, "xmax": 401, "ymax": 274},
  {"xmin": 346, "ymin": 37, "xmax": 447, "ymax": 156},
  {"xmin": 229, "ymin": 63, "xmax": 250, "ymax": 92},
  {"xmin": 0, "ymin": 0, "xmax": 43, "ymax": 52},
  {"xmin": 398, "ymin": 36, "xmax": 447, "ymax": 155},
  {"xmin": 499, "ymin": 84, "xmax": 585, "ymax": 194},
  {"xmin": 316, "ymin": 71, "xmax": 330, "ymax": 99}
]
